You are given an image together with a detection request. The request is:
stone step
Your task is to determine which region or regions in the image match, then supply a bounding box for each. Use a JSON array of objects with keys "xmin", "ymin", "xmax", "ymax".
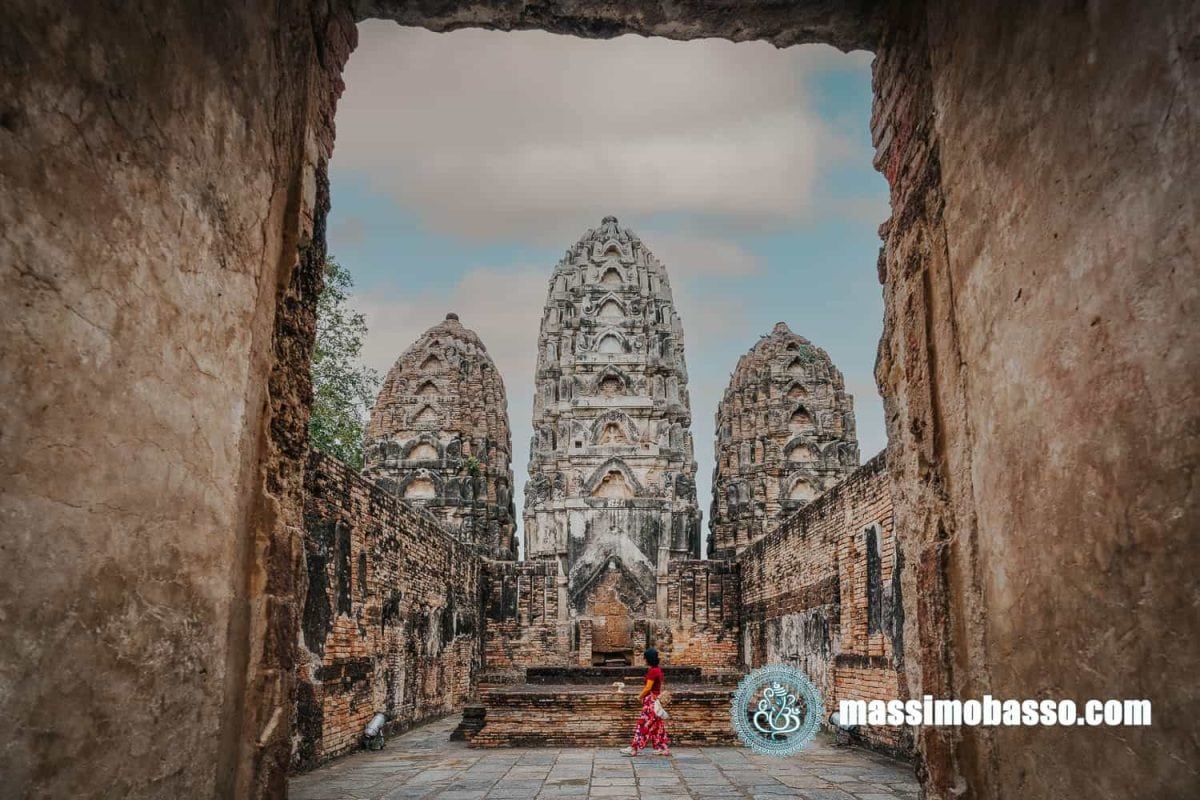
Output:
[
  {"xmin": 469, "ymin": 684, "xmax": 738, "ymax": 748},
  {"xmin": 449, "ymin": 705, "xmax": 487, "ymax": 742}
]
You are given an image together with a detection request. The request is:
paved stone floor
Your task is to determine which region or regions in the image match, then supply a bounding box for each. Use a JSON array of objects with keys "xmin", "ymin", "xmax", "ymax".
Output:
[{"xmin": 290, "ymin": 715, "xmax": 919, "ymax": 800}]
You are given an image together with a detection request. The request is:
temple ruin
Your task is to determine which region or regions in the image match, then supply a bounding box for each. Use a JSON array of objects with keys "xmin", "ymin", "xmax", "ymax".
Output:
[
  {"xmin": 363, "ymin": 313, "xmax": 517, "ymax": 559},
  {"xmin": 524, "ymin": 217, "xmax": 702, "ymax": 665},
  {"xmin": 295, "ymin": 309, "xmax": 904, "ymax": 762},
  {"xmin": 4, "ymin": 2, "xmax": 1196, "ymax": 798},
  {"xmin": 709, "ymin": 322, "xmax": 860, "ymax": 558}
]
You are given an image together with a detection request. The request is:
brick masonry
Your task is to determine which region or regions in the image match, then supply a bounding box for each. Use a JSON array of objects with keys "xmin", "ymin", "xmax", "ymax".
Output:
[
  {"xmin": 297, "ymin": 449, "xmax": 909, "ymax": 759},
  {"xmin": 480, "ymin": 559, "xmax": 741, "ymax": 676},
  {"xmin": 709, "ymin": 322, "xmax": 860, "ymax": 559},
  {"xmin": 656, "ymin": 560, "xmax": 740, "ymax": 671},
  {"xmin": 10, "ymin": 2, "xmax": 1197, "ymax": 798},
  {"xmin": 482, "ymin": 560, "xmax": 571, "ymax": 679},
  {"xmin": 294, "ymin": 451, "xmax": 484, "ymax": 770},
  {"xmin": 470, "ymin": 685, "xmax": 736, "ymax": 748},
  {"xmin": 738, "ymin": 452, "xmax": 912, "ymax": 757},
  {"xmin": 363, "ymin": 313, "xmax": 517, "ymax": 560}
]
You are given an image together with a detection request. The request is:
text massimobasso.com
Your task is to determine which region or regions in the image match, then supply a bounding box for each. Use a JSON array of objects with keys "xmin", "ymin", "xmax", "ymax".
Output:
[{"xmin": 839, "ymin": 696, "xmax": 1152, "ymax": 727}]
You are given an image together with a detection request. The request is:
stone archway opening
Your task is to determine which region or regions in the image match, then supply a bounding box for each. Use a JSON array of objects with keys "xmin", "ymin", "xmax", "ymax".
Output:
[{"xmin": 319, "ymin": 8, "xmax": 905, "ymax": 775}]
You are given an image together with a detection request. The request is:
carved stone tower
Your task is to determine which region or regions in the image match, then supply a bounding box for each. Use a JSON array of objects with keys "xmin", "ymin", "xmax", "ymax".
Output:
[
  {"xmin": 363, "ymin": 313, "xmax": 517, "ymax": 560},
  {"xmin": 709, "ymin": 322, "xmax": 859, "ymax": 559},
  {"xmin": 525, "ymin": 216, "xmax": 701, "ymax": 663}
]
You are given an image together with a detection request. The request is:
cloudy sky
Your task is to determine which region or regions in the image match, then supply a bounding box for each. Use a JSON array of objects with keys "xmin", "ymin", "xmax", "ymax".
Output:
[{"xmin": 329, "ymin": 21, "xmax": 888, "ymax": 555}]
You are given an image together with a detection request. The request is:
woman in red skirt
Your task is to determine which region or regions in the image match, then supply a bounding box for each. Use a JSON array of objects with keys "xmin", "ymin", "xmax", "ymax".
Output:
[{"xmin": 620, "ymin": 647, "xmax": 670, "ymax": 756}]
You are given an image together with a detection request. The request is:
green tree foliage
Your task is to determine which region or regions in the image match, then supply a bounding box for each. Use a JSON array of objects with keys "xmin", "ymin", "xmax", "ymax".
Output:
[{"xmin": 309, "ymin": 256, "xmax": 380, "ymax": 469}]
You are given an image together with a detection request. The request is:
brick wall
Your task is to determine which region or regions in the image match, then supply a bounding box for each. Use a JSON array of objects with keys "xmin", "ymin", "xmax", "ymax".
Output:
[
  {"xmin": 868, "ymin": 1, "xmax": 961, "ymax": 778},
  {"xmin": 293, "ymin": 451, "xmax": 483, "ymax": 770},
  {"xmin": 481, "ymin": 560, "xmax": 741, "ymax": 673},
  {"xmin": 738, "ymin": 452, "xmax": 911, "ymax": 757},
  {"xmin": 658, "ymin": 560, "xmax": 740, "ymax": 670},
  {"xmin": 482, "ymin": 560, "xmax": 571, "ymax": 677}
]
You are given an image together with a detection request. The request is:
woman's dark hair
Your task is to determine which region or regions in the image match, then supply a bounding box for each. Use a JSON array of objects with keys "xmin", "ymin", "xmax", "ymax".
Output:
[{"xmin": 643, "ymin": 647, "xmax": 660, "ymax": 667}]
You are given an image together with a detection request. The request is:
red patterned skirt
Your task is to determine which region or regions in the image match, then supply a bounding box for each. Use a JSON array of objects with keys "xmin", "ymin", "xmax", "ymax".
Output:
[{"xmin": 630, "ymin": 692, "xmax": 669, "ymax": 753}]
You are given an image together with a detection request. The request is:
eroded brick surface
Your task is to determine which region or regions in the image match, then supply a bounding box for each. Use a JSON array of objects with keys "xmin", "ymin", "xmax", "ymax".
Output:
[
  {"xmin": 294, "ymin": 452, "xmax": 483, "ymax": 770},
  {"xmin": 739, "ymin": 454, "xmax": 910, "ymax": 757},
  {"xmin": 709, "ymin": 322, "xmax": 860, "ymax": 559},
  {"xmin": 363, "ymin": 314, "xmax": 517, "ymax": 560}
]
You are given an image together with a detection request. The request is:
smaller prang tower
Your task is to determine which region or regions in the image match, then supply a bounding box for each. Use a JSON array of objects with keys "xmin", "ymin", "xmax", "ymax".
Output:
[
  {"xmin": 363, "ymin": 313, "xmax": 517, "ymax": 560},
  {"xmin": 708, "ymin": 322, "xmax": 859, "ymax": 559}
]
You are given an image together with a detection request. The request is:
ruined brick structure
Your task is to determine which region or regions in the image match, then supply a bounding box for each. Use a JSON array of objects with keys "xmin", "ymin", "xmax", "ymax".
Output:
[
  {"xmin": 363, "ymin": 313, "xmax": 517, "ymax": 559},
  {"xmin": 524, "ymin": 216, "xmax": 701, "ymax": 666},
  {"xmin": 295, "ymin": 451, "xmax": 483, "ymax": 769},
  {"xmin": 482, "ymin": 560, "xmax": 572, "ymax": 678},
  {"xmin": 5, "ymin": 2, "xmax": 1196, "ymax": 798},
  {"xmin": 710, "ymin": 323, "xmax": 860, "ymax": 559},
  {"xmin": 654, "ymin": 560, "xmax": 741, "ymax": 670},
  {"xmin": 739, "ymin": 452, "xmax": 908, "ymax": 757},
  {"xmin": 469, "ymin": 683, "xmax": 737, "ymax": 748}
]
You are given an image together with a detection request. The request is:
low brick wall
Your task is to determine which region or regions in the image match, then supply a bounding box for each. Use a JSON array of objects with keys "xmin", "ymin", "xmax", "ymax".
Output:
[
  {"xmin": 738, "ymin": 452, "xmax": 912, "ymax": 758},
  {"xmin": 471, "ymin": 684, "xmax": 736, "ymax": 748},
  {"xmin": 482, "ymin": 558, "xmax": 741, "ymax": 673},
  {"xmin": 293, "ymin": 451, "xmax": 484, "ymax": 770},
  {"xmin": 482, "ymin": 560, "xmax": 570, "ymax": 678},
  {"xmin": 658, "ymin": 560, "xmax": 741, "ymax": 669}
]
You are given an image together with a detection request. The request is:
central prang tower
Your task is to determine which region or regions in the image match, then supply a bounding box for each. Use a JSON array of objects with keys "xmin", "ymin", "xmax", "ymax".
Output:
[{"xmin": 524, "ymin": 216, "xmax": 700, "ymax": 663}]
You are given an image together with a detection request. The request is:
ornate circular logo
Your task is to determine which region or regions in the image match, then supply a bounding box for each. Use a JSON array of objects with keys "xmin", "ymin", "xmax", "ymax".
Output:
[{"xmin": 730, "ymin": 664, "xmax": 823, "ymax": 756}]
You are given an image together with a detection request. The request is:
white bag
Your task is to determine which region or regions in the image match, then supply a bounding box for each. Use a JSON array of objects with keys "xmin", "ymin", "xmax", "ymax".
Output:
[{"xmin": 653, "ymin": 698, "xmax": 669, "ymax": 719}]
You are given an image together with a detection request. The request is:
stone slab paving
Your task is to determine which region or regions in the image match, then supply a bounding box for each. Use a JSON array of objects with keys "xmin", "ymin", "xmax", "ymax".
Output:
[{"xmin": 290, "ymin": 716, "xmax": 919, "ymax": 800}]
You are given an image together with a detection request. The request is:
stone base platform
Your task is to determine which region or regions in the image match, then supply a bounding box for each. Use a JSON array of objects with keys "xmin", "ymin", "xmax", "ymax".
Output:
[
  {"xmin": 523, "ymin": 666, "xmax": 741, "ymax": 685},
  {"xmin": 468, "ymin": 683, "xmax": 738, "ymax": 748}
]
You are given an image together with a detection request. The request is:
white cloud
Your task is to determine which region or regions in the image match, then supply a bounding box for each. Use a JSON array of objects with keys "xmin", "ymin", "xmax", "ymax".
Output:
[
  {"xmin": 333, "ymin": 22, "xmax": 870, "ymax": 244},
  {"xmin": 642, "ymin": 233, "xmax": 762, "ymax": 277}
]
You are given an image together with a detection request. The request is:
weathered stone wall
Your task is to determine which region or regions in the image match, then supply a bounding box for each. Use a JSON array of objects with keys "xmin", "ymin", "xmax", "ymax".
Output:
[
  {"xmin": 870, "ymin": 1, "xmax": 1200, "ymax": 796},
  {"xmin": 294, "ymin": 451, "xmax": 482, "ymax": 770},
  {"xmin": 739, "ymin": 453, "xmax": 909, "ymax": 756},
  {"xmin": 358, "ymin": 0, "xmax": 879, "ymax": 50},
  {"xmin": 0, "ymin": 1, "xmax": 355, "ymax": 797}
]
